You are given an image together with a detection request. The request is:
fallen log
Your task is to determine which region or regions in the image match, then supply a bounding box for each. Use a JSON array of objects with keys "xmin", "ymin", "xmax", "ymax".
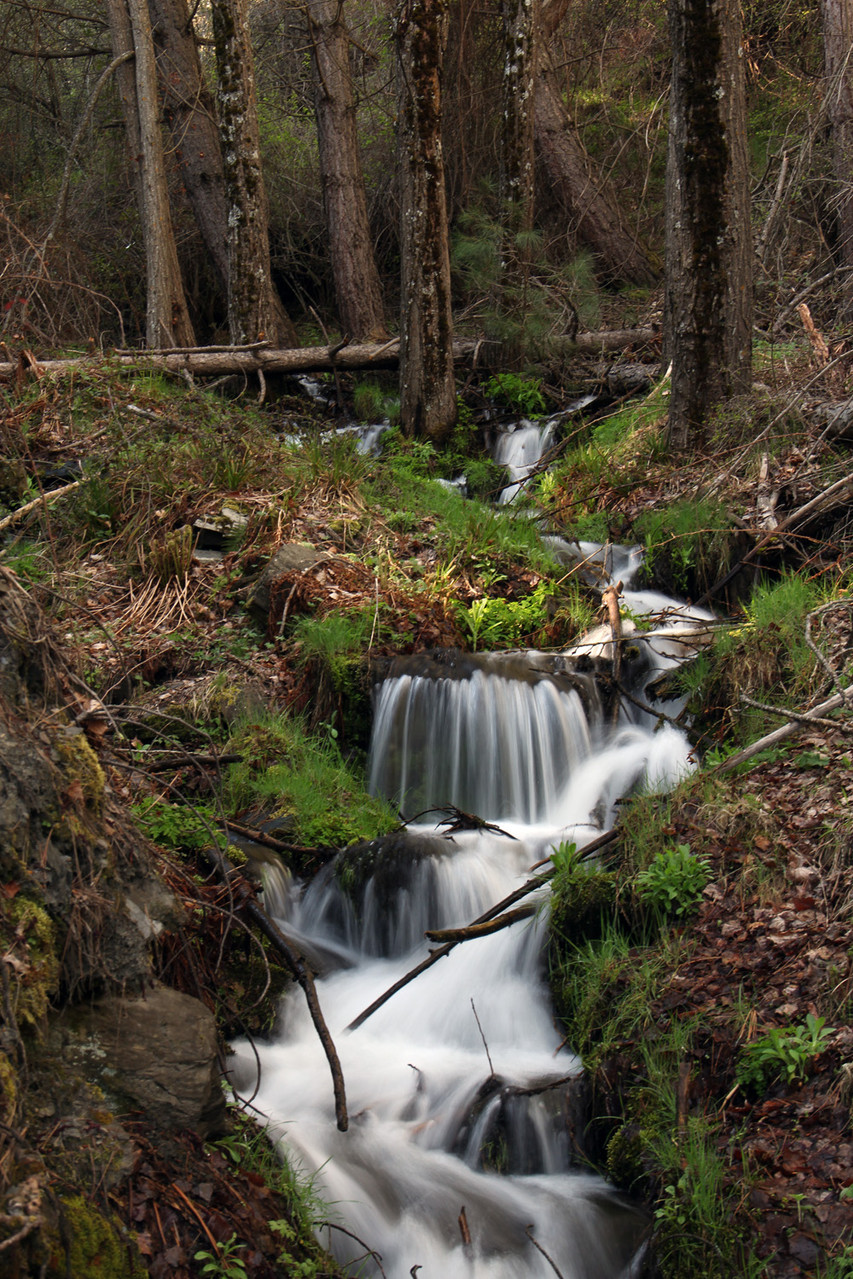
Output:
[
  {"xmin": 424, "ymin": 904, "xmax": 537, "ymax": 943},
  {"xmin": 0, "ymin": 328, "xmax": 661, "ymax": 381},
  {"xmin": 696, "ymin": 466, "xmax": 853, "ymax": 606}
]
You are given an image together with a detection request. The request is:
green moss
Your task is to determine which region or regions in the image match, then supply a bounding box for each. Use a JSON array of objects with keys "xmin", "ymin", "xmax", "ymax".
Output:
[
  {"xmin": 50, "ymin": 1195, "xmax": 146, "ymax": 1279},
  {"xmin": 605, "ymin": 1122, "xmax": 649, "ymax": 1194},
  {"xmin": 549, "ymin": 863, "xmax": 618, "ymax": 946},
  {"xmin": 0, "ymin": 1050, "xmax": 17, "ymax": 1123},
  {"xmin": 6, "ymin": 897, "xmax": 59, "ymax": 1028},
  {"xmin": 54, "ymin": 732, "xmax": 106, "ymax": 814}
]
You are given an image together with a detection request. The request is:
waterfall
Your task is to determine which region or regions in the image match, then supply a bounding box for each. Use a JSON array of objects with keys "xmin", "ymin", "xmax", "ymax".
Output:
[{"xmin": 229, "ymin": 599, "xmax": 707, "ymax": 1276}]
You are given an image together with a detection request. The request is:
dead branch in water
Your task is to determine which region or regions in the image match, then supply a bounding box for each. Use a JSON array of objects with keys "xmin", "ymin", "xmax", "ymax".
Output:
[
  {"xmin": 202, "ymin": 844, "xmax": 349, "ymax": 1132},
  {"xmin": 346, "ymin": 827, "xmax": 620, "ymax": 1031}
]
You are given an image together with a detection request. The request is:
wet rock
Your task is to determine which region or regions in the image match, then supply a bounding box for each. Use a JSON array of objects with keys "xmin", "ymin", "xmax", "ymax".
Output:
[{"xmin": 60, "ymin": 986, "xmax": 227, "ymax": 1138}]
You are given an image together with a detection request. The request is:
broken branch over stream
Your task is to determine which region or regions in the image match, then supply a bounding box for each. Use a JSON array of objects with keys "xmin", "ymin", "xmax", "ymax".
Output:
[
  {"xmin": 200, "ymin": 844, "xmax": 349, "ymax": 1132},
  {"xmin": 346, "ymin": 826, "xmax": 619, "ymax": 1031}
]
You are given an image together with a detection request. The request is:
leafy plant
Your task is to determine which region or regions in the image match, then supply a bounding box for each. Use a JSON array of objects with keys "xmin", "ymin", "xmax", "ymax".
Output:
[
  {"xmin": 484, "ymin": 372, "xmax": 546, "ymax": 416},
  {"xmin": 635, "ymin": 843, "xmax": 711, "ymax": 919},
  {"xmin": 455, "ymin": 581, "xmax": 553, "ymax": 650},
  {"xmin": 195, "ymin": 1233, "xmax": 248, "ymax": 1279},
  {"xmin": 736, "ymin": 1013, "xmax": 834, "ymax": 1089},
  {"xmin": 132, "ymin": 797, "xmax": 227, "ymax": 853}
]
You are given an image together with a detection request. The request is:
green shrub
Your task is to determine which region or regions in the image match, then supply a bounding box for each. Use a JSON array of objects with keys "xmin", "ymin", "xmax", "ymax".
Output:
[
  {"xmin": 634, "ymin": 498, "xmax": 735, "ymax": 596},
  {"xmin": 483, "ymin": 372, "xmax": 547, "ymax": 416},
  {"xmin": 635, "ymin": 843, "xmax": 711, "ymax": 919}
]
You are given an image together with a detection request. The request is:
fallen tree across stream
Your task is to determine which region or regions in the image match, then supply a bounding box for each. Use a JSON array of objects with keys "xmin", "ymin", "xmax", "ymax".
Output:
[{"xmin": 0, "ymin": 329, "xmax": 660, "ymax": 381}]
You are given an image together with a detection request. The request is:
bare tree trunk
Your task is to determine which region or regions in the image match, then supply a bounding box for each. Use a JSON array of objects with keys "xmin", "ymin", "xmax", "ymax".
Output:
[
  {"xmin": 395, "ymin": 0, "xmax": 457, "ymax": 443},
  {"xmin": 664, "ymin": 0, "xmax": 752, "ymax": 450},
  {"xmin": 149, "ymin": 0, "xmax": 229, "ymax": 293},
  {"xmin": 307, "ymin": 0, "xmax": 387, "ymax": 341},
  {"xmin": 107, "ymin": 0, "xmax": 196, "ymax": 348},
  {"xmin": 501, "ymin": 0, "xmax": 536, "ymax": 230},
  {"xmin": 211, "ymin": 0, "xmax": 297, "ymax": 347},
  {"xmin": 533, "ymin": 5, "xmax": 657, "ymax": 287},
  {"xmin": 820, "ymin": 0, "xmax": 853, "ymax": 314}
]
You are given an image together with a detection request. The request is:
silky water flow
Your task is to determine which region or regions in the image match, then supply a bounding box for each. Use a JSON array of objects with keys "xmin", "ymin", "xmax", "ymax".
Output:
[{"xmin": 228, "ymin": 559, "xmax": 715, "ymax": 1279}]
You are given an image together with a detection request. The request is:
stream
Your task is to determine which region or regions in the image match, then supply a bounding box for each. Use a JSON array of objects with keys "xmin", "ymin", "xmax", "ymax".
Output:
[{"xmin": 229, "ymin": 530, "xmax": 715, "ymax": 1278}]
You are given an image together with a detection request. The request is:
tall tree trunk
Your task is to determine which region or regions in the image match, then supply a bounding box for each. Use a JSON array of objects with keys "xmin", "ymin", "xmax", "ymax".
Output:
[
  {"xmin": 149, "ymin": 0, "xmax": 229, "ymax": 294},
  {"xmin": 307, "ymin": 0, "xmax": 387, "ymax": 341},
  {"xmin": 107, "ymin": 0, "xmax": 196, "ymax": 348},
  {"xmin": 820, "ymin": 0, "xmax": 853, "ymax": 314},
  {"xmin": 395, "ymin": 0, "xmax": 457, "ymax": 443},
  {"xmin": 533, "ymin": 1, "xmax": 657, "ymax": 287},
  {"xmin": 500, "ymin": 0, "xmax": 536, "ymax": 231},
  {"xmin": 211, "ymin": 0, "xmax": 296, "ymax": 347},
  {"xmin": 664, "ymin": 0, "xmax": 752, "ymax": 450}
]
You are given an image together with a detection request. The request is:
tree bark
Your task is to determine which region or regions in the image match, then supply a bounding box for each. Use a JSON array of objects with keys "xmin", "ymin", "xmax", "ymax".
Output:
[
  {"xmin": 501, "ymin": 0, "xmax": 536, "ymax": 231},
  {"xmin": 307, "ymin": 0, "xmax": 387, "ymax": 341},
  {"xmin": 664, "ymin": 0, "xmax": 753, "ymax": 450},
  {"xmin": 211, "ymin": 0, "xmax": 297, "ymax": 347},
  {"xmin": 107, "ymin": 0, "xmax": 196, "ymax": 348},
  {"xmin": 395, "ymin": 0, "xmax": 457, "ymax": 443},
  {"xmin": 819, "ymin": 0, "xmax": 853, "ymax": 314},
  {"xmin": 533, "ymin": 5, "xmax": 658, "ymax": 287},
  {"xmin": 149, "ymin": 0, "xmax": 229, "ymax": 293}
]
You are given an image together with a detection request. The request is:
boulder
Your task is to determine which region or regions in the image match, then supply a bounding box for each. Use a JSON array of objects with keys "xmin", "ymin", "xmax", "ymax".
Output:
[{"xmin": 60, "ymin": 986, "xmax": 227, "ymax": 1138}]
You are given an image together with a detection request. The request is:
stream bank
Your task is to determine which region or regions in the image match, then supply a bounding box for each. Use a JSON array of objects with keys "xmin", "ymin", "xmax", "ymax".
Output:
[{"xmin": 0, "ymin": 358, "xmax": 852, "ymax": 1275}]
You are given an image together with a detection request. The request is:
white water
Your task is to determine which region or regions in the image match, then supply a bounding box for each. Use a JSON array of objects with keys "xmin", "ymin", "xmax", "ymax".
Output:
[{"xmin": 230, "ymin": 582, "xmax": 705, "ymax": 1278}]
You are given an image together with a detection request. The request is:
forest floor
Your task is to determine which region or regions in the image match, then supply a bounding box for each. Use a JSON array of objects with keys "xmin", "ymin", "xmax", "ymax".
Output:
[{"xmin": 1, "ymin": 320, "xmax": 852, "ymax": 1276}]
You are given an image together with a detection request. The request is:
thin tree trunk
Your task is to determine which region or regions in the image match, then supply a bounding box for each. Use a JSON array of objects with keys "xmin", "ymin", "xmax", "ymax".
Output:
[
  {"xmin": 307, "ymin": 0, "xmax": 387, "ymax": 341},
  {"xmin": 395, "ymin": 0, "xmax": 457, "ymax": 443},
  {"xmin": 149, "ymin": 0, "xmax": 229, "ymax": 293},
  {"xmin": 107, "ymin": 0, "xmax": 196, "ymax": 347},
  {"xmin": 501, "ymin": 0, "xmax": 536, "ymax": 230},
  {"xmin": 664, "ymin": 0, "xmax": 752, "ymax": 450},
  {"xmin": 820, "ymin": 0, "xmax": 853, "ymax": 314},
  {"xmin": 533, "ymin": 9, "xmax": 657, "ymax": 287},
  {"xmin": 211, "ymin": 0, "xmax": 297, "ymax": 347}
]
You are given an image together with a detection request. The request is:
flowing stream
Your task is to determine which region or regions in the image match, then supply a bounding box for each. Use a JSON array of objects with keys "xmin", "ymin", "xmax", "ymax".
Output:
[{"xmin": 230, "ymin": 555, "xmax": 714, "ymax": 1279}]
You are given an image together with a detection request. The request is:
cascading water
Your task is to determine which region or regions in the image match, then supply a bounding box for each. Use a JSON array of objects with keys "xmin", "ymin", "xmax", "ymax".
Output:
[{"xmin": 229, "ymin": 555, "xmax": 715, "ymax": 1279}]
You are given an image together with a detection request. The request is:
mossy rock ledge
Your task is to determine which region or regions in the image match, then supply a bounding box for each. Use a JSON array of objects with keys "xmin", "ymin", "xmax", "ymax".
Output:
[{"xmin": 0, "ymin": 569, "xmax": 227, "ymax": 1272}]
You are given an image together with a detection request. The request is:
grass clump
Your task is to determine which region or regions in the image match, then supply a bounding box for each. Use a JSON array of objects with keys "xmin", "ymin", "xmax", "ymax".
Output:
[
  {"xmin": 226, "ymin": 712, "xmax": 396, "ymax": 848},
  {"xmin": 633, "ymin": 497, "xmax": 736, "ymax": 597},
  {"xmin": 693, "ymin": 572, "xmax": 826, "ymax": 745},
  {"xmin": 291, "ymin": 608, "xmax": 376, "ymax": 693}
]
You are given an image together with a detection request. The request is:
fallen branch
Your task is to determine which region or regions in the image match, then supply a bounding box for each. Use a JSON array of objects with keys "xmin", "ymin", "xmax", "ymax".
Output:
[
  {"xmin": 715, "ymin": 688, "xmax": 853, "ymax": 773},
  {"xmin": 346, "ymin": 827, "xmax": 620, "ymax": 1031},
  {"xmin": 696, "ymin": 466, "xmax": 853, "ymax": 605},
  {"xmin": 0, "ymin": 480, "xmax": 80, "ymax": 535},
  {"xmin": 202, "ymin": 845, "xmax": 348, "ymax": 1131},
  {"xmin": 424, "ymin": 904, "xmax": 537, "ymax": 943},
  {"xmin": 223, "ymin": 818, "xmax": 328, "ymax": 860}
]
